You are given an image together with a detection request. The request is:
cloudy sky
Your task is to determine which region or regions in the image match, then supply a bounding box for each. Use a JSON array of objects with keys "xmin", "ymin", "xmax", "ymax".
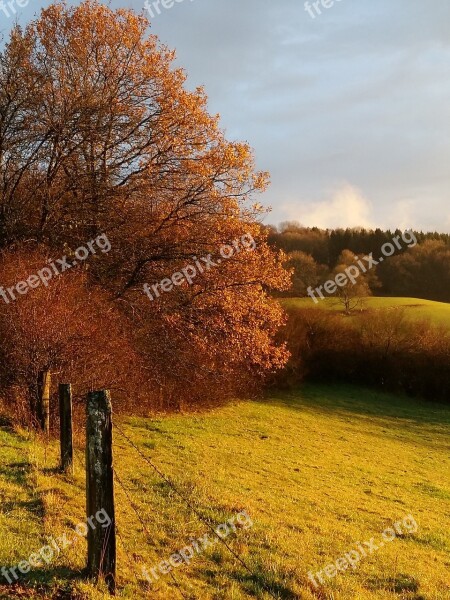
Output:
[{"xmin": 5, "ymin": 0, "xmax": 450, "ymax": 231}]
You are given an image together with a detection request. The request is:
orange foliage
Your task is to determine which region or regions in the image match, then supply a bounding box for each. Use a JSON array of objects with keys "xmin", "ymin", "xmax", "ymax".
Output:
[
  {"xmin": 0, "ymin": 1, "xmax": 290, "ymax": 417},
  {"xmin": 0, "ymin": 246, "xmax": 149, "ymax": 423}
]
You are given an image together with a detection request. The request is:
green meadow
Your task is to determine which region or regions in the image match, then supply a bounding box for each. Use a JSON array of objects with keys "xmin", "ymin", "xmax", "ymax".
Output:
[
  {"xmin": 1, "ymin": 384, "xmax": 449, "ymax": 599},
  {"xmin": 282, "ymin": 297, "xmax": 450, "ymax": 328}
]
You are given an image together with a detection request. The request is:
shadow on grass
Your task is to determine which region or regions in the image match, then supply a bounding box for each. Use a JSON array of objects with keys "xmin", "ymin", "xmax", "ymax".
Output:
[
  {"xmin": 367, "ymin": 574, "xmax": 425, "ymax": 599},
  {"xmin": 0, "ymin": 414, "xmax": 13, "ymax": 430},
  {"xmin": 261, "ymin": 383, "xmax": 450, "ymax": 426},
  {"xmin": 0, "ymin": 566, "xmax": 85, "ymax": 597},
  {"xmin": 0, "ymin": 461, "xmax": 39, "ymax": 493},
  {"xmin": 1, "ymin": 497, "xmax": 43, "ymax": 516},
  {"xmin": 41, "ymin": 466, "xmax": 66, "ymax": 476},
  {"xmin": 0, "ymin": 457, "xmax": 46, "ymax": 525},
  {"xmin": 231, "ymin": 569, "xmax": 298, "ymax": 599}
]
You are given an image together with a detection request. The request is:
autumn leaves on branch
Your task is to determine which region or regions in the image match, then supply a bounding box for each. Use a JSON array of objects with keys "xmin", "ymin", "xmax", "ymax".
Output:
[{"xmin": 0, "ymin": 1, "xmax": 290, "ymax": 417}]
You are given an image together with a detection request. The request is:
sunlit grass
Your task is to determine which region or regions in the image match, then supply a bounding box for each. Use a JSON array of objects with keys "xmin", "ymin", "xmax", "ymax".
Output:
[
  {"xmin": 1, "ymin": 384, "xmax": 449, "ymax": 598},
  {"xmin": 282, "ymin": 296, "xmax": 450, "ymax": 327}
]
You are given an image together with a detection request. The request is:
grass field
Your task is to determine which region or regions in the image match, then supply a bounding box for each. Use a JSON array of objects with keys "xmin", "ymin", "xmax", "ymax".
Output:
[
  {"xmin": 1, "ymin": 385, "xmax": 449, "ymax": 599},
  {"xmin": 281, "ymin": 297, "xmax": 450, "ymax": 328}
]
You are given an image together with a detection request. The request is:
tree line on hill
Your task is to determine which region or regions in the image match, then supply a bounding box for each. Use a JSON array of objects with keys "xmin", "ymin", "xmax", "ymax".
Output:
[
  {"xmin": 268, "ymin": 223, "xmax": 450, "ymax": 302},
  {"xmin": 268, "ymin": 222, "xmax": 450, "ymax": 404}
]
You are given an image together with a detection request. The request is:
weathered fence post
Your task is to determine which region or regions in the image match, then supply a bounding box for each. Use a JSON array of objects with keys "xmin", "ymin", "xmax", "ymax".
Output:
[
  {"xmin": 37, "ymin": 370, "xmax": 51, "ymax": 434},
  {"xmin": 59, "ymin": 384, "xmax": 73, "ymax": 474},
  {"xmin": 86, "ymin": 390, "xmax": 116, "ymax": 594}
]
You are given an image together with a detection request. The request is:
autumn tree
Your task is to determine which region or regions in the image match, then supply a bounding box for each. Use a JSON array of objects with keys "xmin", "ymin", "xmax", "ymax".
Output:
[
  {"xmin": 0, "ymin": 1, "xmax": 290, "ymax": 414},
  {"xmin": 332, "ymin": 250, "xmax": 379, "ymax": 315},
  {"xmin": 281, "ymin": 251, "xmax": 328, "ymax": 297}
]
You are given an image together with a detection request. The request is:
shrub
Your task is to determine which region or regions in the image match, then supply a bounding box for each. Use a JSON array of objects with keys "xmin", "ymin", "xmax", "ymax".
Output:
[{"xmin": 277, "ymin": 306, "xmax": 450, "ymax": 403}]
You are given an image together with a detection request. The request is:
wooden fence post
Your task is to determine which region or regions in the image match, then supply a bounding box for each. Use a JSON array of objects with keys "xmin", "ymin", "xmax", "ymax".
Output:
[
  {"xmin": 37, "ymin": 370, "xmax": 51, "ymax": 434},
  {"xmin": 59, "ymin": 384, "xmax": 73, "ymax": 474},
  {"xmin": 86, "ymin": 390, "xmax": 116, "ymax": 594}
]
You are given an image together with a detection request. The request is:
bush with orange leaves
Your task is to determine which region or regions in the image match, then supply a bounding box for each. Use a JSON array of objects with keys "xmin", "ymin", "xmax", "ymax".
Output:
[
  {"xmin": 0, "ymin": 246, "xmax": 150, "ymax": 426},
  {"xmin": 277, "ymin": 306, "xmax": 450, "ymax": 403}
]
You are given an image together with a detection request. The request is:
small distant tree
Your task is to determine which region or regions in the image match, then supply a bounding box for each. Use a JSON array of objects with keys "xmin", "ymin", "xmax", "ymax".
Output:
[{"xmin": 332, "ymin": 250, "xmax": 379, "ymax": 315}]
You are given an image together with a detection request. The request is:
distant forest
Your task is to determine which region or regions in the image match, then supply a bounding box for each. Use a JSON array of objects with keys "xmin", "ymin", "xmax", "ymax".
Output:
[{"xmin": 268, "ymin": 223, "xmax": 450, "ymax": 302}]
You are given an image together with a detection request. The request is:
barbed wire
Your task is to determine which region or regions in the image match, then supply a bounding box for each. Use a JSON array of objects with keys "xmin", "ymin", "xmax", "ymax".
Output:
[
  {"xmin": 113, "ymin": 420, "xmax": 279, "ymax": 600},
  {"xmin": 115, "ymin": 521, "xmax": 144, "ymax": 587},
  {"xmin": 114, "ymin": 467, "xmax": 189, "ymax": 600},
  {"xmin": 74, "ymin": 430, "xmax": 188, "ymax": 597}
]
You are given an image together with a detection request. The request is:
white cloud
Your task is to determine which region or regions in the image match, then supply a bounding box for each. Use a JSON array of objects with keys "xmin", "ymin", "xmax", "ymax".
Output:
[
  {"xmin": 140, "ymin": 0, "xmax": 450, "ymax": 233},
  {"xmin": 385, "ymin": 199, "xmax": 416, "ymax": 231},
  {"xmin": 282, "ymin": 184, "xmax": 376, "ymax": 229}
]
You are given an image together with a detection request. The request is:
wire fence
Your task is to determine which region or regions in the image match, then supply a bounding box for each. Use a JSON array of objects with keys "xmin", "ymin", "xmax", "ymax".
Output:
[
  {"xmin": 34, "ymin": 386, "xmax": 281, "ymax": 599},
  {"xmin": 112, "ymin": 420, "xmax": 280, "ymax": 600}
]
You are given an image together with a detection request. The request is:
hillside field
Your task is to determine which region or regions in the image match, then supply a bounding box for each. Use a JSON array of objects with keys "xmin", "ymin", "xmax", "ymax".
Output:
[
  {"xmin": 1, "ymin": 384, "xmax": 449, "ymax": 599},
  {"xmin": 281, "ymin": 297, "xmax": 450, "ymax": 328}
]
